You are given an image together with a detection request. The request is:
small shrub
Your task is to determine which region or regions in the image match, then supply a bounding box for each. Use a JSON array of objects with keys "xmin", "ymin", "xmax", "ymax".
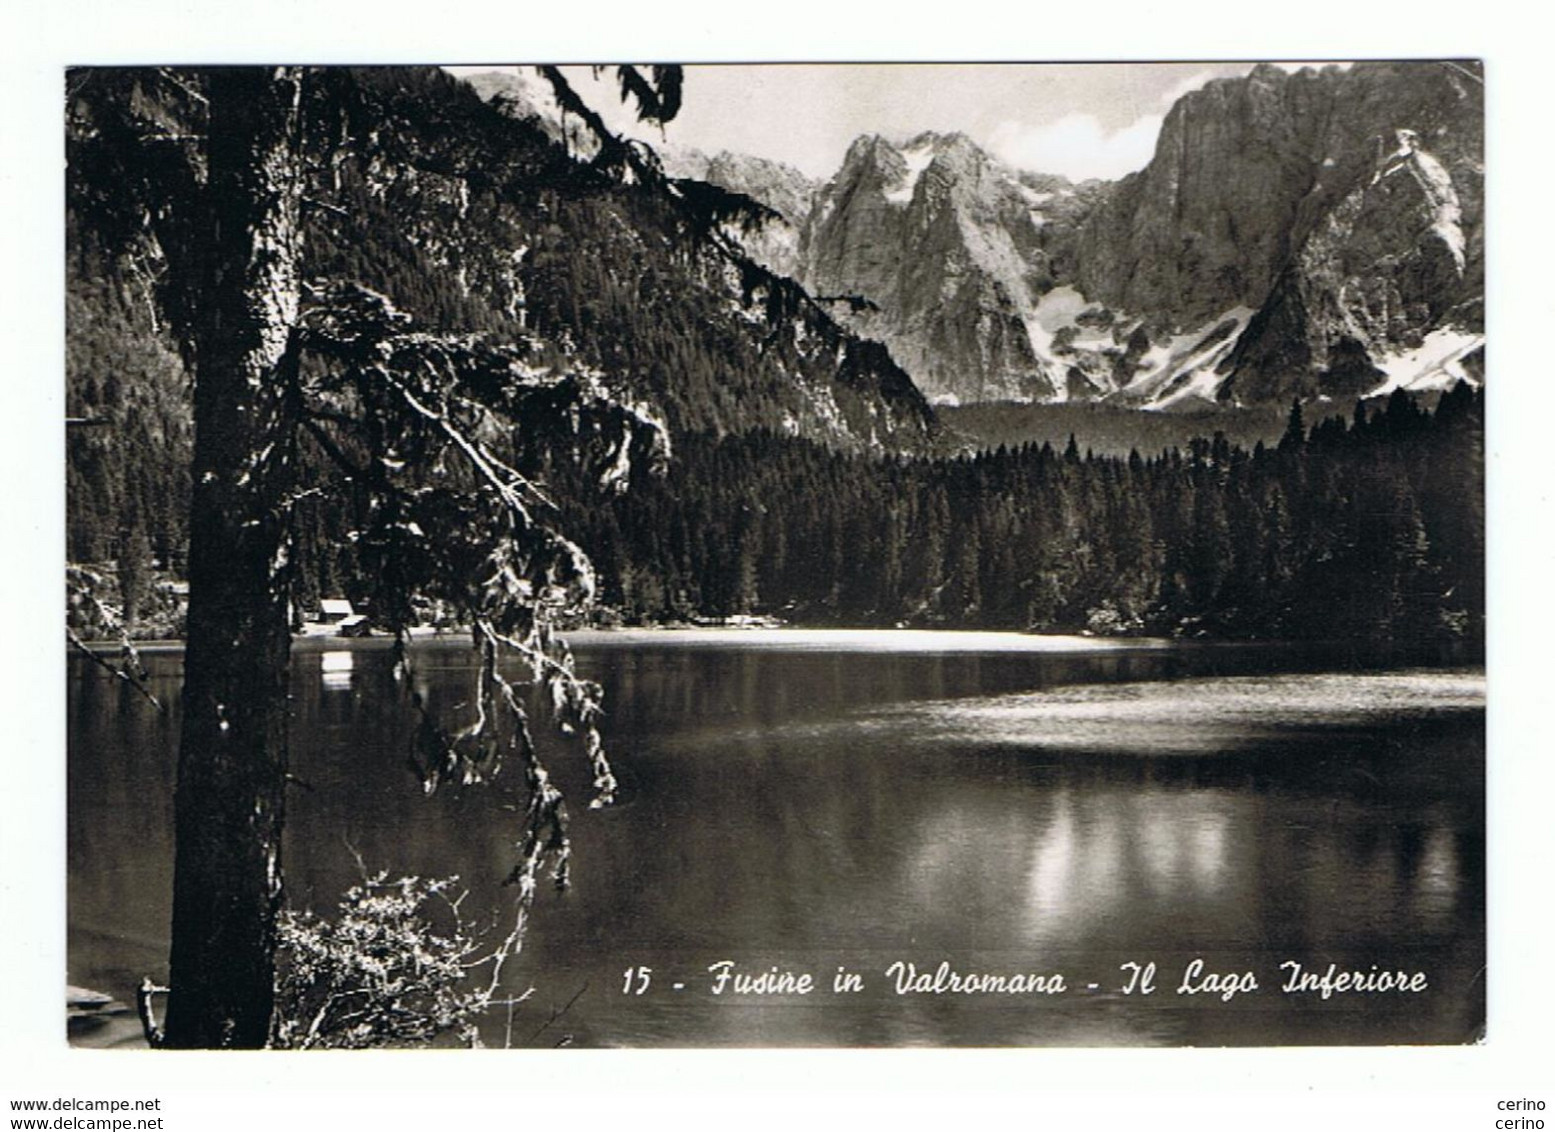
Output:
[{"xmin": 272, "ymin": 872, "xmax": 522, "ymax": 1049}]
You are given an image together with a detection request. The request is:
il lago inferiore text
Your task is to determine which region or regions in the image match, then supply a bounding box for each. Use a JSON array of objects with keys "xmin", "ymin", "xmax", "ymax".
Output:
[{"xmin": 618, "ymin": 959, "xmax": 1431, "ymax": 1001}]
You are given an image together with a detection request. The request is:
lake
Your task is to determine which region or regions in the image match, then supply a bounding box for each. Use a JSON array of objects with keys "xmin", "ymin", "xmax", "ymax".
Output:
[{"xmin": 67, "ymin": 630, "xmax": 1485, "ymax": 1047}]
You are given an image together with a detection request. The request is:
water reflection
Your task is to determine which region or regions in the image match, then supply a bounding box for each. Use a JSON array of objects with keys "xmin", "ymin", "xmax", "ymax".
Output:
[
  {"xmin": 320, "ymin": 650, "xmax": 354, "ymax": 691},
  {"xmin": 66, "ymin": 635, "xmax": 1485, "ymax": 1047}
]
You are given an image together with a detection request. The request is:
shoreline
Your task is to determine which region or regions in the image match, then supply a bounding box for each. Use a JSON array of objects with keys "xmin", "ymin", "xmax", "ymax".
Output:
[
  {"xmin": 67, "ymin": 624, "xmax": 1484, "ymax": 667},
  {"xmin": 72, "ymin": 626, "xmax": 1179, "ymax": 657}
]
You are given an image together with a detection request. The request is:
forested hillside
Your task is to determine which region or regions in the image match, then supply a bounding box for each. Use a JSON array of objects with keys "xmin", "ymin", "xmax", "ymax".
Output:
[
  {"xmin": 65, "ymin": 65, "xmax": 937, "ymax": 630},
  {"xmin": 66, "ymin": 66, "xmax": 1483, "ymax": 657},
  {"xmin": 557, "ymin": 383, "xmax": 1482, "ymax": 652}
]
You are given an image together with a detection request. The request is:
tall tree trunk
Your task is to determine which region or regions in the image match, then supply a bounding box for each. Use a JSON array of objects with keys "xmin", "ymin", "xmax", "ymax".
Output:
[{"xmin": 162, "ymin": 67, "xmax": 304, "ymax": 1049}]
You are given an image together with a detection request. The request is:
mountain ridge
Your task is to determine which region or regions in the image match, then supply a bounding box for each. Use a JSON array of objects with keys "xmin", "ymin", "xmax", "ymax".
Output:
[{"xmin": 622, "ymin": 61, "xmax": 1484, "ymax": 412}]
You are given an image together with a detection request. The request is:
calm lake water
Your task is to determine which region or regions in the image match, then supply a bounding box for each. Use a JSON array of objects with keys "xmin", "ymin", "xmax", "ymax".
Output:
[{"xmin": 68, "ymin": 630, "xmax": 1485, "ymax": 1047}]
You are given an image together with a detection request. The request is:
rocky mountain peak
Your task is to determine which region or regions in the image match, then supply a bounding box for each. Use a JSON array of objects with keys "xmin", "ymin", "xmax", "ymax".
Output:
[
  {"xmin": 641, "ymin": 62, "xmax": 1483, "ymax": 412},
  {"xmin": 459, "ymin": 68, "xmax": 568, "ymax": 144},
  {"xmin": 794, "ymin": 129, "xmax": 1078, "ymax": 403},
  {"xmin": 901, "ymin": 130, "xmax": 978, "ymax": 160},
  {"xmin": 699, "ymin": 150, "xmax": 820, "ymax": 223},
  {"xmin": 654, "ymin": 143, "xmax": 821, "ymax": 277}
]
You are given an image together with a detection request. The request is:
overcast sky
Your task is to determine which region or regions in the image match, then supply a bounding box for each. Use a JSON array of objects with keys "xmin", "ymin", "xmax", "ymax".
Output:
[{"xmin": 449, "ymin": 62, "xmax": 1331, "ymax": 181}]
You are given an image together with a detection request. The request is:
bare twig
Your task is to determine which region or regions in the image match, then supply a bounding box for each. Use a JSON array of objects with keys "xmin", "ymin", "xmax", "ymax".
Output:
[
  {"xmin": 136, "ymin": 978, "xmax": 169, "ymax": 1047},
  {"xmin": 301, "ymin": 194, "xmax": 351, "ymax": 219},
  {"xmin": 528, "ymin": 980, "xmax": 588, "ymax": 1046},
  {"xmin": 67, "ymin": 628, "xmax": 164, "ymax": 711},
  {"xmin": 1439, "ymin": 60, "xmax": 1484, "ymax": 87},
  {"xmin": 154, "ymin": 67, "xmax": 210, "ymax": 107},
  {"xmin": 378, "ymin": 364, "xmax": 554, "ymax": 520}
]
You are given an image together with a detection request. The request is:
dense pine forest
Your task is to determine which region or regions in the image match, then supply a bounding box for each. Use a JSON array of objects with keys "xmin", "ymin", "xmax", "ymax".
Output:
[
  {"xmin": 65, "ymin": 66, "xmax": 932, "ymax": 638},
  {"xmin": 65, "ymin": 66, "xmax": 1484, "ymax": 656},
  {"xmin": 551, "ymin": 385, "xmax": 1483, "ymax": 650},
  {"xmin": 70, "ymin": 346, "xmax": 1483, "ymax": 656}
]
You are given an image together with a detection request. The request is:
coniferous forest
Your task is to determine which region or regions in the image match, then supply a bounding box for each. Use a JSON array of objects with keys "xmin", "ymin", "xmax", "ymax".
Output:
[
  {"xmin": 65, "ymin": 66, "xmax": 1484, "ymax": 656},
  {"xmin": 61, "ymin": 63, "xmax": 1489, "ymax": 1058},
  {"xmin": 71, "ymin": 313, "xmax": 1484, "ymax": 654},
  {"xmin": 549, "ymin": 386, "xmax": 1483, "ymax": 650}
]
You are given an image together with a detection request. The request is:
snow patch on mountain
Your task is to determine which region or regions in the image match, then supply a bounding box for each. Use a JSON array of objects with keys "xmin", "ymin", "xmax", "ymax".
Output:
[
  {"xmin": 1411, "ymin": 149, "xmax": 1467, "ymax": 273},
  {"xmin": 1095, "ymin": 307, "xmax": 1254, "ymax": 409},
  {"xmin": 1018, "ymin": 184, "xmax": 1055, "ymax": 228},
  {"xmin": 1370, "ymin": 328, "xmax": 1483, "ymax": 395},
  {"xmin": 1372, "ymin": 129, "xmax": 1466, "ymax": 274},
  {"xmin": 884, "ymin": 141, "xmax": 937, "ymax": 204},
  {"xmin": 1026, "ymin": 286, "xmax": 1089, "ymax": 353}
]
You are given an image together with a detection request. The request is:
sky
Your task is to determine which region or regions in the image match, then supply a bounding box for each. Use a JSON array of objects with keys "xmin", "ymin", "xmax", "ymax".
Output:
[{"xmin": 448, "ymin": 62, "xmax": 1334, "ymax": 182}]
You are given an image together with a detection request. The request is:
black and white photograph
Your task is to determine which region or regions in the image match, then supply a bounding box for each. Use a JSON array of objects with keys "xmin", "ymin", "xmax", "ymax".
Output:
[
  {"xmin": 4, "ymin": 0, "xmax": 1553, "ymax": 1112},
  {"xmin": 58, "ymin": 57, "xmax": 1491, "ymax": 1055}
]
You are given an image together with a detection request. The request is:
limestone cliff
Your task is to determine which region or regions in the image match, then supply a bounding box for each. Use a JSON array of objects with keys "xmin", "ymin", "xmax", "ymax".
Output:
[
  {"xmin": 470, "ymin": 62, "xmax": 1484, "ymax": 412},
  {"xmin": 1077, "ymin": 61, "xmax": 1482, "ymax": 405},
  {"xmin": 798, "ymin": 132, "xmax": 1092, "ymax": 402}
]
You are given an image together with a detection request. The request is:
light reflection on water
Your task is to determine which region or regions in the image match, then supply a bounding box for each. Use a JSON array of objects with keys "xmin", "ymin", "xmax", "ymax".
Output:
[
  {"xmin": 67, "ymin": 635, "xmax": 1485, "ymax": 1047},
  {"xmin": 836, "ymin": 671, "xmax": 1488, "ymax": 754},
  {"xmin": 319, "ymin": 650, "xmax": 354, "ymax": 691}
]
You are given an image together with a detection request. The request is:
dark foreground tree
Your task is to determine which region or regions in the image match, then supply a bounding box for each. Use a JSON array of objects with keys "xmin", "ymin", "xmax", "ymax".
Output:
[
  {"xmin": 69, "ymin": 64, "xmax": 681, "ymax": 1048},
  {"xmin": 159, "ymin": 67, "xmax": 305, "ymax": 1048}
]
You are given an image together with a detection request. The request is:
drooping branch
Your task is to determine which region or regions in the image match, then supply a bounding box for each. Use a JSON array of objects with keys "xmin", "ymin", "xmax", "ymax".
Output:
[
  {"xmin": 606, "ymin": 64, "xmax": 682, "ymax": 126},
  {"xmin": 294, "ymin": 281, "xmax": 663, "ymax": 901},
  {"xmin": 537, "ymin": 65, "xmax": 629, "ymax": 165},
  {"xmin": 377, "ymin": 362, "xmax": 554, "ymax": 525},
  {"xmin": 482, "ymin": 621, "xmax": 616, "ymax": 807},
  {"xmin": 535, "ymin": 66, "xmax": 675, "ymax": 189}
]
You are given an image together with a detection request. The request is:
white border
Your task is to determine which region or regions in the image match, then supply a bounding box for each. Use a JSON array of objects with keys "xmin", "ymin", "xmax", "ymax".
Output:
[{"xmin": 5, "ymin": 2, "xmax": 1550, "ymax": 1127}]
